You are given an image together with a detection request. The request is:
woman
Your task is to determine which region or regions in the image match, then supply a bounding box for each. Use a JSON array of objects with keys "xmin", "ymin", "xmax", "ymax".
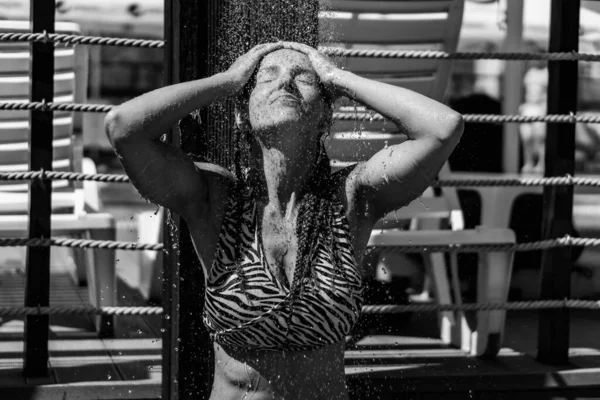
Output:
[{"xmin": 105, "ymin": 42, "xmax": 463, "ymax": 400}]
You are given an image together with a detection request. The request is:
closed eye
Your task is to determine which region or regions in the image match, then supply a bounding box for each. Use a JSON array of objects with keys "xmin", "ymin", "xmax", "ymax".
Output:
[{"xmin": 256, "ymin": 66, "xmax": 278, "ymax": 83}]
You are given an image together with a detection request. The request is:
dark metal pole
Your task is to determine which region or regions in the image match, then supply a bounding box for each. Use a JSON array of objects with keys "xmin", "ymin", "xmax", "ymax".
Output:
[
  {"xmin": 537, "ymin": 0, "xmax": 580, "ymax": 365},
  {"xmin": 24, "ymin": 0, "xmax": 55, "ymax": 378},
  {"xmin": 24, "ymin": 0, "xmax": 55, "ymax": 377},
  {"xmin": 163, "ymin": 1, "xmax": 218, "ymax": 399},
  {"xmin": 163, "ymin": 1, "xmax": 321, "ymax": 397}
]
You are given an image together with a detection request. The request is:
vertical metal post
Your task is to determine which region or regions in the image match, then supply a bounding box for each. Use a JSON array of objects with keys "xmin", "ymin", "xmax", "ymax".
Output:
[
  {"xmin": 163, "ymin": 1, "xmax": 218, "ymax": 399},
  {"xmin": 24, "ymin": 0, "xmax": 55, "ymax": 378},
  {"xmin": 537, "ymin": 0, "xmax": 579, "ymax": 365}
]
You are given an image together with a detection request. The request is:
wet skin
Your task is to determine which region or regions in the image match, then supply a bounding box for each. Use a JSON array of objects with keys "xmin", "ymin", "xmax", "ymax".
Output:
[
  {"xmin": 187, "ymin": 50, "xmax": 372, "ymax": 399},
  {"xmin": 105, "ymin": 43, "xmax": 463, "ymax": 399}
]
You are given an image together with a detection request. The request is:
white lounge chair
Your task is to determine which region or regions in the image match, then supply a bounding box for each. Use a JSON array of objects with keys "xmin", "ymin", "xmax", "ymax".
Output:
[
  {"xmin": 0, "ymin": 21, "xmax": 116, "ymax": 336},
  {"xmin": 323, "ymin": 0, "xmax": 516, "ymax": 357}
]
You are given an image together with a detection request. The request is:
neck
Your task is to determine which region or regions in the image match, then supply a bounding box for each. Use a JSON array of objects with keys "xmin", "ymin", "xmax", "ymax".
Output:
[{"xmin": 250, "ymin": 133, "xmax": 320, "ymax": 208}]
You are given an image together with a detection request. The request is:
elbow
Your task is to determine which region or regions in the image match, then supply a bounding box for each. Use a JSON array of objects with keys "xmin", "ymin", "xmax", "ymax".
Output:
[
  {"xmin": 438, "ymin": 112, "xmax": 464, "ymax": 144},
  {"xmin": 104, "ymin": 109, "xmax": 128, "ymax": 148}
]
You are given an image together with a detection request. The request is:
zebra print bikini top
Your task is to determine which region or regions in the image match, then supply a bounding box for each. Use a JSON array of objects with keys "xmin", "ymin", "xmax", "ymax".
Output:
[{"xmin": 203, "ymin": 184, "xmax": 364, "ymax": 351}]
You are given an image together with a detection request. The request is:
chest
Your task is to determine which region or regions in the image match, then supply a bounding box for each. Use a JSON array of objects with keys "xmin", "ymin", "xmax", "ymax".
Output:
[{"xmin": 259, "ymin": 207, "xmax": 299, "ymax": 285}]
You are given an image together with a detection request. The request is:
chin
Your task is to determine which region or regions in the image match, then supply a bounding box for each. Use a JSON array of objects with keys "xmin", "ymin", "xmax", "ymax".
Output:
[{"xmin": 255, "ymin": 111, "xmax": 307, "ymax": 132}]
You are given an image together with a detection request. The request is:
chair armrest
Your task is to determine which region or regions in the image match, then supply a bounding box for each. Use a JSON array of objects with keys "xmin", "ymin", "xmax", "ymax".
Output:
[{"xmin": 82, "ymin": 157, "xmax": 101, "ymax": 212}]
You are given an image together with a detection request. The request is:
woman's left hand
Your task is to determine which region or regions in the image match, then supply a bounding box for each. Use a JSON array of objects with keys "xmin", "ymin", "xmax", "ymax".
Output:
[{"xmin": 280, "ymin": 42, "xmax": 347, "ymax": 98}]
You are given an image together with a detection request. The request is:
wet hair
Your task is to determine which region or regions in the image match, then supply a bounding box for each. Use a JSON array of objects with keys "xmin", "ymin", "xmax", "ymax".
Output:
[{"xmin": 230, "ymin": 62, "xmax": 340, "ymax": 304}]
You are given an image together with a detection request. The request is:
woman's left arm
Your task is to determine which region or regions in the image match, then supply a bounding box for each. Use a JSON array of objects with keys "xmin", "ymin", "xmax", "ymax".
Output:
[
  {"xmin": 282, "ymin": 42, "xmax": 464, "ymax": 219},
  {"xmin": 334, "ymin": 70, "xmax": 464, "ymax": 219}
]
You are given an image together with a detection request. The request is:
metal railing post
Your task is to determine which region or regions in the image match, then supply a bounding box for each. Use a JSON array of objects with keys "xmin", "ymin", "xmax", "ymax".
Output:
[
  {"xmin": 537, "ymin": 0, "xmax": 580, "ymax": 365},
  {"xmin": 24, "ymin": 0, "xmax": 55, "ymax": 378}
]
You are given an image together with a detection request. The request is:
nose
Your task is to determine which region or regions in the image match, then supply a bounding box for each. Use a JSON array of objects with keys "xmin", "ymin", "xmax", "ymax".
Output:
[{"xmin": 275, "ymin": 69, "xmax": 296, "ymax": 91}]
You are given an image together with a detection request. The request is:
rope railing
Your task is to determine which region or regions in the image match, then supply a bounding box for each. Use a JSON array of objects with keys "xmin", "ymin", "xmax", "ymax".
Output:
[
  {"xmin": 361, "ymin": 299, "xmax": 600, "ymax": 314},
  {"xmin": 320, "ymin": 48, "xmax": 600, "ymax": 62},
  {"xmin": 371, "ymin": 236, "xmax": 600, "ymax": 253},
  {"xmin": 2, "ymin": 32, "xmax": 600, "ymax": 63},
  {"xmin": 334, "ymin": 112, "xmax": 600, "ymax": 124},
  {"xmin": 2, "ymin": 101, "xmax": 599, "ymax": 125},
  {"xmin": 2, "ymin": 170, "xmax": 600, "ymax": 189},
  {"xmin": 0, "ymin": 306, "xmax": 164, "ymax": 317},
  {"xmin": 0, "ymin": 101, "xmax": 114, "ymax": 113},
  {"xmin": 433, "ymin": 176, "xmax": 600, "ymax": 188},
  {"xmin": 0, "ymin": 237, "xmax": 163, "ymax": 251},
  {"xmin": 1, "ymin": 235, "xmax": 598, "ymax": 253},
  {"xmin": 1, "ymin": 300, "xmax": 598, "ymax": 318},
  {"xmin": 0, "ymin": 32, "xmax": 164, "ymax": 48},
  {"xmin": 0, "ymin": 170, "xmax": 131, "ymax": 183}
]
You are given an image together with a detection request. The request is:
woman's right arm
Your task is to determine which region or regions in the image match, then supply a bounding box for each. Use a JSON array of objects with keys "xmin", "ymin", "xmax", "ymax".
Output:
[
  {"xmin": 105, "ymin": 73, "xmax": 237, "ymax": 219},
  {"xmin": 104, "ymin": 43, "xmax": 282, "ymax": 219}
]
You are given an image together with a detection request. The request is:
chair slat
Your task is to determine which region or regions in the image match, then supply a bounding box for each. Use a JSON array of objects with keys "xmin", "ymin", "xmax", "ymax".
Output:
[
  {"xmin": 0, "ymin": 116, "xmax": 73, "ymax": 142},
  {"xmin": 0, "ymin": 138, "xmax": 72, "ymax": 165},
  {"xmin": 375, "ymin": 76, "xmax": 435, "ymax": 97},
  {"xmin": 373, "ymin": 198, "xmax": 453, "ymax": 230},
  {"xmin": 343, "ymin": 58, "xmax": 439, "ymax": 75},
  {"xmin": 325, "ymin": 0, "xmax": 453, "ymax": 14},
  {"xmin": 0, "ymin": 191, "xmax": 77, "ymax": 214},
  {"xmin": 0, "ymin": 49, "xmax": 76, "ymax": 74},
  {"xmin": 369, "ymin": 228, "xmax": 516, "ymax": 247},
  {"xmin": 0, "ymin": 20, "xmax": 82, "ymax": 33},
  {"xmin": 326, "ymin": 132, "xmax": 406, "ymax": 161},
  {"xmin": 323, "ymin": 17, "xmax": 447, "ymax": 45},
  {"xmin": 0, "ymin": 72, "xmax": 75, "ymax": 97}
]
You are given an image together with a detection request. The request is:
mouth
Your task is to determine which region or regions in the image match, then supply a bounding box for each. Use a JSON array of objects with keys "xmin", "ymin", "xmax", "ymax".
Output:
[{"xmin": 271, "ymin": 94, "xmax": 301, "ymax": 105}]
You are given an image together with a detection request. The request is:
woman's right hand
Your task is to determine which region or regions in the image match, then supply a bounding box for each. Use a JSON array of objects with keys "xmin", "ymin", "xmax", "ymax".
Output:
[{"xmin": 224, "ymin": 42, "xmax": 283, "ymax": 95}]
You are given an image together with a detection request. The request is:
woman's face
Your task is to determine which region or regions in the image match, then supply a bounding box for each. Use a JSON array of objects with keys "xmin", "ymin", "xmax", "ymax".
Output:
[{"xmin": 247, "ymin": 49, "xmax": 328, "ymax": 136}]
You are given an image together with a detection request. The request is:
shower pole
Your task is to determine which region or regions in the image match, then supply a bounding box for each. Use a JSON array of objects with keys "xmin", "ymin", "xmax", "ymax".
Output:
[
  {"xmin": 163, "ymin": 1, "xmax": 321, "ymax": 398},
  {"xmin": 163, "ymin": 1, "xmax": 223, "ymax": 399}
]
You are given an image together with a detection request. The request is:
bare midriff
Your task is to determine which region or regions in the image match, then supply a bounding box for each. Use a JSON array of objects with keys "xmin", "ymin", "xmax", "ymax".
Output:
[{"xmin": 209, "ymin": 341, "xmax": 349, "ymax": 400}]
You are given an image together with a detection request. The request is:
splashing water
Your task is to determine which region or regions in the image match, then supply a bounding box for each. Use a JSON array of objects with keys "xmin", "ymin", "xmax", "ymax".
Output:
[{"xmin": 184, "ymin": 0, "xmax": 339, "ymax": 168}]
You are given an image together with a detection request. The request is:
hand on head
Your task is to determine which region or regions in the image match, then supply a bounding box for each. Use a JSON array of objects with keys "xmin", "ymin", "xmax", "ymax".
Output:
[
  {"xmin": 225, "ymin": 41, "xmax": 343, "ymax": 99},
  {"xmin": 225, "ymin": 42, "xmax": 284, "ymax": 95}
]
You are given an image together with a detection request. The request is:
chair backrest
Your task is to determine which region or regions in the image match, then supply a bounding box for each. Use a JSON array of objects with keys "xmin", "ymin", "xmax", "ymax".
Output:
[
  {"xmin": 320, "ymin": 0, "xmax": 465, "ymax": 228},
  {"xmin": 0, "ymin": 20, "xmax": 88, "ymax": 198}
]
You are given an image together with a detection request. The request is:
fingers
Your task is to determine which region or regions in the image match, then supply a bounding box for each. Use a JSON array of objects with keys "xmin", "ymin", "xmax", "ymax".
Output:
[
  {"xmin": 245, "ymin": 42, "xmax": 284, "ymax": 67},
  {"xmin": 254, "ymin": 42, "xmax": 284, "ymax": 57},
  {"xmin": 250, "ymin": 42, "xmax": 283, "ymax": 54},
  {"xmin": 280, "ymin": 41, "xmax": 316, "ymax": 55}
]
